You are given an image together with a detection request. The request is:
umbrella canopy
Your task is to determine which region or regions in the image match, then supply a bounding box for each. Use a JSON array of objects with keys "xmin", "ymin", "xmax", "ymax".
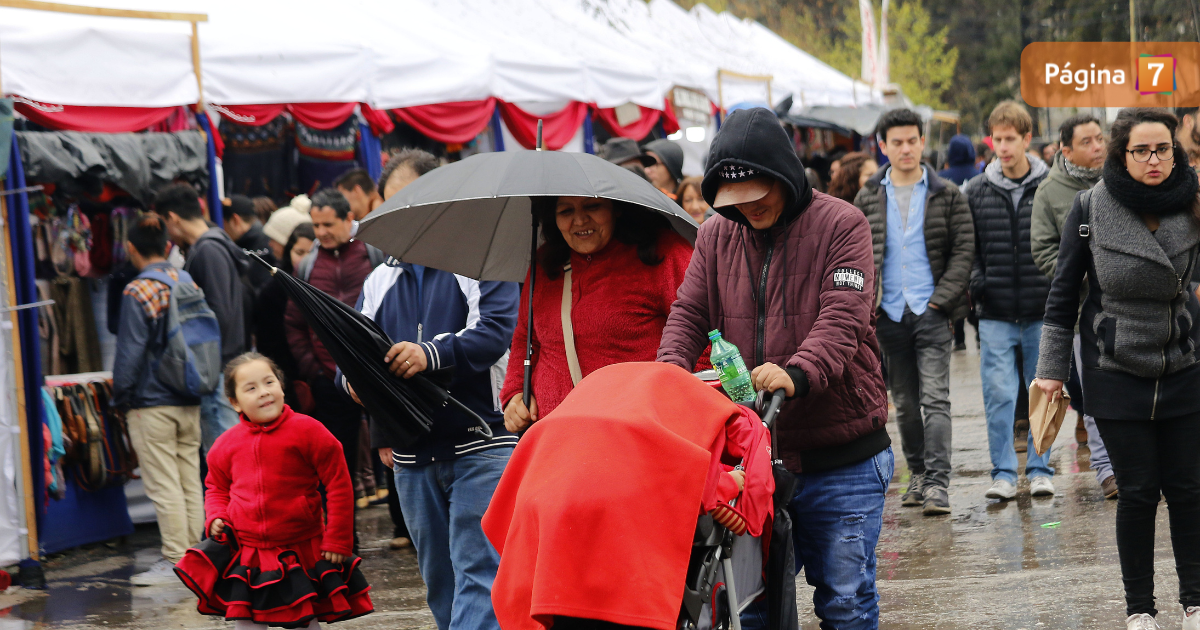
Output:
[
  {"xmin": 251, "ymin": 255, "xmax": 490, "ymax": 447},
  {"xmin": 355, "ymin": 149, "xmax": 698, "ymax": 283}
]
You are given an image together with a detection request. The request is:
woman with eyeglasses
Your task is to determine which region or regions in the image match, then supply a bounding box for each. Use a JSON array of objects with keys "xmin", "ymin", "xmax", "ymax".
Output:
[{"xmin": 1034, "ymin": 108, "xmax": 1200, "ymax": 630}]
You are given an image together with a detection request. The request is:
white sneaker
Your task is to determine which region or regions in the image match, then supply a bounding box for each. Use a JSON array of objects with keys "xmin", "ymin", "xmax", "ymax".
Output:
[
  {"xmin": 130, "ymin": 558, "xmax": 177, "ymax": 586},
  {"xmin": 1030, "ymin": 476, "xmax": 1056, "ymax": 497},
  {"xmin": 1126, "ymin": 613, "xmax": 1158, "ymax": 629},
  {"xmin": 986, "ymin": 479, "xmax": 1017, "ymax": 500},
  {"xmin": 1183, "ymin": 606, "xmax": 1200, "ymax": 630}
]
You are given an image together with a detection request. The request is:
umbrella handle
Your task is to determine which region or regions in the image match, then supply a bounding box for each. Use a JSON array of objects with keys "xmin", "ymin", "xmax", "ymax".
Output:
[{"xmin": 445, "ymin": 396, "xmax": 494, "ymax": 440}]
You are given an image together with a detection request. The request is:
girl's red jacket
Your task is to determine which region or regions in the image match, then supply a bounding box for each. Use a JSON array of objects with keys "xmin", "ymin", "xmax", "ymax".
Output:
[{"xmin": 204, "ymin": 405, "xmax": 354, "ymax": 556}]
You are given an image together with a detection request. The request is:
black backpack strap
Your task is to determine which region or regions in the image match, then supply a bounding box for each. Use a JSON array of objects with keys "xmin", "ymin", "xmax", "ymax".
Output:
[{"xmin": 1078, "ymin": 189, "xmax": 1093, "ymax": 238}]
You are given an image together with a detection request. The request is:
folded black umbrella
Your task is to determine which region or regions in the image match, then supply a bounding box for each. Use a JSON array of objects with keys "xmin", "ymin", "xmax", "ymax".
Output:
[{"xmin": 249, "ymin": 254, "xmax": 491, "ymax": 447}]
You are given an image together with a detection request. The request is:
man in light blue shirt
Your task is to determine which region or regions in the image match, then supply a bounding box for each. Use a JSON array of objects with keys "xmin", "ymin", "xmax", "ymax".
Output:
[{"xmin": 854, "ymin": 108, "xmax": 975, "ymax": 516}]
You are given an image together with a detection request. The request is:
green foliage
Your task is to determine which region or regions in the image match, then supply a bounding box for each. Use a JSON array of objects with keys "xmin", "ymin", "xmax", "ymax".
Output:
[{"xmin": 674, "ymin": 0, "xmax": 959, "ymax": 109}]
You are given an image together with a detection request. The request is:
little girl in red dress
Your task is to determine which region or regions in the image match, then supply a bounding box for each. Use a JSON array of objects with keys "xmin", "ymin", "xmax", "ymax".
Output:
[{"xmin": 175, "ymin": 353, "xmax": 373, "ymax": 629}]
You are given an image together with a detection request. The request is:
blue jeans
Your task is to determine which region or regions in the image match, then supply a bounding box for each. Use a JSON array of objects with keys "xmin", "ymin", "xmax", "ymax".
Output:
[
  {"xmin": 199, "ymin": 378, "xmax": 239, "ymax": 452},
  {"xmin": 393, "ymin": 448, "xmax": 512, "ymax": 630},
  {"xmin": 742, "ymin": 447, "xmax": 894, "ymax": 630},
  {"xmin": 978, "ymin": 319, "xmax": 1054, "ymax": 484}
]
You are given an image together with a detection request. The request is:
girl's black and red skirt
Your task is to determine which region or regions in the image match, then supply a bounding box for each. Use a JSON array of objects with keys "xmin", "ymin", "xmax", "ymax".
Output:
[{"xmin": 174, "ymin": 528, "xmax": 373, "ymax": 628}]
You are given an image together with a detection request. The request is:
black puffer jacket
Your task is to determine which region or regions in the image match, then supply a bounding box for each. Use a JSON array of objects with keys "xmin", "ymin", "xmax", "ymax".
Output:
[{"xmin": 965, "ymin": 157, "xmax": 1050, "ymax": 321}]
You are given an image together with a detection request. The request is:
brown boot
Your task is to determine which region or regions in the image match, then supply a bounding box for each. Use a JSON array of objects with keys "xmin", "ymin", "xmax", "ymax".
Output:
[
  {"xmin": 1014, "ymin": 418, "xmax": 1029, "ymax": 454},
  {"xmin": 1075, "ymin": 415, "xmax": 1088, "ymax": 445},
  {"xmin": 1102, "ymin": 476, "xmax": 1119, "ymax": 500}
]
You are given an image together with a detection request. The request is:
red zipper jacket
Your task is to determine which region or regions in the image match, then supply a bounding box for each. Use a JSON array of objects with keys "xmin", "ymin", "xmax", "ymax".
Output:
[{"xmin": 203, "ymin": 405, "xmax": 354, "ymax": 556}]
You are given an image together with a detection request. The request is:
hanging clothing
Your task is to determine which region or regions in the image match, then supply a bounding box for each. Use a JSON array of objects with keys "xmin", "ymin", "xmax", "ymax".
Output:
[
  {"xmin": 295, "ymin": 119, "xmax": 359, "ymax": 195},
  {"xmin": 47, "ymin": 277, "xmax": 102, "ymax": 374},
  {"xmin": 220, "ymin": 115, "xmax": 293, "ymax": 201}
]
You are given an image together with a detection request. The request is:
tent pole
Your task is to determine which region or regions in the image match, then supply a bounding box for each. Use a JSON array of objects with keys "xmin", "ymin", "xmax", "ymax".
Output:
[
  {"xmin": 190, "ymin": 20, "xmax": 204, "ymax": 112},
  {"xmin": 0, "ymin": 194, "xmax": 38, "ymax": 562}
]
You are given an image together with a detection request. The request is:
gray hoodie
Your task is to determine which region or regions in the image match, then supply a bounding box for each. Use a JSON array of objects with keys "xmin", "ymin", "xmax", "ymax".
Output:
[
  {"xmin": 979, "ymin": 153, "xmax": 1049, "ymax": 209},
  {"xmin": 184, "ymin": 227, "xmax": 248, "ymax": 364}
]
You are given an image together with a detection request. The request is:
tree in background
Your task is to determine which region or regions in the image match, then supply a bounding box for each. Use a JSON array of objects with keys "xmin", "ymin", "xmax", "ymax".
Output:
[
  {"xmin": 676, "ymin": 0, "xmax": 1197, "ymax": 134},
  {"xmin": 678, "ymin": 0, "xmax": 958, "ymax": 108}
]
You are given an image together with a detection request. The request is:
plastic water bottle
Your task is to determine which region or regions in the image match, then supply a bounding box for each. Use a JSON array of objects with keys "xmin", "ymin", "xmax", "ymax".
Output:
[{"xmin": 708, "ymin": 329, "xmax": 756, "ymax": 404}]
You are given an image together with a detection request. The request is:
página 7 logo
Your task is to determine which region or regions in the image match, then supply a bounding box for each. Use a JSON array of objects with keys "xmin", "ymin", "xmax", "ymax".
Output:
[{"xmin": 1044, "ymin": 63, "xmax": 1127, "ymax": 92}]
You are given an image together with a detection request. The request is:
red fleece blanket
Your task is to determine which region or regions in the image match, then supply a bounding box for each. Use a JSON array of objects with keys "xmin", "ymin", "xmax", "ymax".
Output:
[{"xmin": 482, "ymin": 362, "xmax": 773, "ymax": 630}]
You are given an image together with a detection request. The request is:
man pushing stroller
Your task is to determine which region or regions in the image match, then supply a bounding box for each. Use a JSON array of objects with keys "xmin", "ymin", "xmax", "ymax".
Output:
[{"xmin": 658, "ymin": 107, "xmax": 893, "ymax": 630}]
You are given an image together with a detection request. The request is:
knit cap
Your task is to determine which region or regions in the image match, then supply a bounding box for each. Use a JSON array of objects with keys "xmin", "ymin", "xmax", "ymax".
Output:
[{"xmin": 263, "ymin": 203, "xmax": 313, "ymax": 245}]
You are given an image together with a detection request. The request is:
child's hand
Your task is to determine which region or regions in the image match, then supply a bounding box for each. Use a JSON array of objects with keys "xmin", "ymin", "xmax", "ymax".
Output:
[
  {"xmin": 729, "ymin": 470, "xmax": 746, "ymax": 494},
  {"xmin": 322, "ymin": 551, "xmax": 345, "ymax": 564},
  {"xmin": 210, "ymin": 519, "xmax": 225, "ymax": 538}
]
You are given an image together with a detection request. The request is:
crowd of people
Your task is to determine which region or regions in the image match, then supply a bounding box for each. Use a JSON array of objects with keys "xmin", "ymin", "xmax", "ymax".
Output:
[{"xmin": 103, "ymin": 103, "xmax": 1200, "ymax": 630}]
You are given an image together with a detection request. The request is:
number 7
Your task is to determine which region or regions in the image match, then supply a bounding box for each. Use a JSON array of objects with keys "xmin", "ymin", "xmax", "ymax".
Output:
[{"xmin": 1150, "ymin": 62, "xmax": 1165, "ymax": 86}]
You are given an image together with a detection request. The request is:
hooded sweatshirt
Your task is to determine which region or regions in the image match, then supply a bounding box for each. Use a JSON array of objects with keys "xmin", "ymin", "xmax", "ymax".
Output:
[
  {"xmin": 659, "ymin": 108, "xmax": 890, "ymax": 473},
  {"xmin": 184, "ymin": 227, "xmax": 248, "ymax": 365},
  {"xmin": 938, "ymin": 134, "xmax": 980, "ymax": 185}
]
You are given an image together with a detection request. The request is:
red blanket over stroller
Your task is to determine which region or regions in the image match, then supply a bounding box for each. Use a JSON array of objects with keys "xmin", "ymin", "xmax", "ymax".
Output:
[{"xmin": 482, "ymin": 362, "xmax": 774, "ymax": 630}]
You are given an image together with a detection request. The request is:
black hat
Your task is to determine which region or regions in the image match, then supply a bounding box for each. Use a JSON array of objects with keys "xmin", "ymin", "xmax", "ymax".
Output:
[
  {"xmin": 643, "ymin": 139, "xmax": 685, "ymax": 184},
  {"xmin": 223, "ymin": 194, "xmax": 256, "ymax": 220},
  {"xmin": 600, "ymin": 138, "xmax": 654, "ymax": 167}
]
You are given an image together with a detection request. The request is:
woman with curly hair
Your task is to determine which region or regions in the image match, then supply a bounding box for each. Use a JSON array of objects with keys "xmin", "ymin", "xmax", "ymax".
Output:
[{"xmin": 827, "ymin": 151, "xmax": 878, "ymax": 203}]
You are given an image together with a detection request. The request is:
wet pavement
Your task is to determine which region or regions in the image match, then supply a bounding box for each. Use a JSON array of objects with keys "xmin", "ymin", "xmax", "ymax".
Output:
[{"xmin": 0, "ymin": 339, "xmax": 1185, "ymax": 629}]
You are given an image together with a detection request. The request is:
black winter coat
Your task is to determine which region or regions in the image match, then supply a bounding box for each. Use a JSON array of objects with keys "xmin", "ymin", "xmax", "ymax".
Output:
[{"xmin": 966, "ymin": 162, "xmax": 1050, "ymax": 321}]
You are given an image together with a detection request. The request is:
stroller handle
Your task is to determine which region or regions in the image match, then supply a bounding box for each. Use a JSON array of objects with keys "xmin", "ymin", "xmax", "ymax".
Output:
[{"xmin": 758, "ymin": 389, "xmax": 786, "ymax": 430}]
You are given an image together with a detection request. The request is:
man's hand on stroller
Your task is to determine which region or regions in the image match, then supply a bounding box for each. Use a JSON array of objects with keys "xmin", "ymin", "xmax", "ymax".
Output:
[
  {"xmin": 504, "ymin": 394, "xmax": 538, "ymax": 432},
  {"xmin": 751, "ymin": 363, "xmax": 795, "ymax": 397}
]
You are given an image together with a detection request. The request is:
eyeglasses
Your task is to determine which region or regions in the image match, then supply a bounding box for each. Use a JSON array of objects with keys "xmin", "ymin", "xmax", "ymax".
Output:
[{"xmin": 1127, "ymin": 146, "xmax": 1174, "ymax": 163}]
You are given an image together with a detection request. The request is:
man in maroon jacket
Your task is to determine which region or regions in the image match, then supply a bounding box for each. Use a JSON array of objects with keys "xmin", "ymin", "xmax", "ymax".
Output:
[
  {"xmin": 285, "ymin": 188, "xmax": 380, "ymax": 475},
  {"xmin": 658, "ymin": 108, "xmax": 892, "ymax": 630}
]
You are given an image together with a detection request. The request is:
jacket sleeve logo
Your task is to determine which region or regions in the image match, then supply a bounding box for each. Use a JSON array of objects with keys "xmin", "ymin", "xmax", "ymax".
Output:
[{"xmin": 832, "ymin": 268, "xmax": 865, "ymax": 292}]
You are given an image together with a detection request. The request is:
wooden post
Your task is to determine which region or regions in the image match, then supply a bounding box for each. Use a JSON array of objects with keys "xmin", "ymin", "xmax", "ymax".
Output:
[
  {"xmin": 0, "ymin": 195, "xmax": 39, "ymax": 560},
  {"xmin": 190, "ymin": 20, "xmax": 204, "ymax": 112}
]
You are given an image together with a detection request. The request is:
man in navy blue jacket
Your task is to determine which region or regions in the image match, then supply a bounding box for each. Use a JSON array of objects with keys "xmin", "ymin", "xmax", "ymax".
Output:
[{"xmin": 338, "ymin": 150, "xmax": 520, "ymax": 630}]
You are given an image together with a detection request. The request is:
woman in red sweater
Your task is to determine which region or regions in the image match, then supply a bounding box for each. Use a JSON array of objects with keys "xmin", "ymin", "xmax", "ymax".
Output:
[
  {"xmin": 501, "ymin": 196, "xmax": 703, "ymax": 430},
  {"xmin": 174, "ymin": 353, "xmax": 372, "ymax": 629}
]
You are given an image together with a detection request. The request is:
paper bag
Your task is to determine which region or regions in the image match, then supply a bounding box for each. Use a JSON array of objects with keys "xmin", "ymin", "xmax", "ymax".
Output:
[{"xmin": 1028, "ymin": 382, "xmax": 1071, "ymax": 456}]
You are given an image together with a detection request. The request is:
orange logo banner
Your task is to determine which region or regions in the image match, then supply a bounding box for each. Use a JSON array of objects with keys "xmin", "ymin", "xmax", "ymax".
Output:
[{"xmin": 1021, "ymin": 42, "xmax": 1200, "ymax": 107}]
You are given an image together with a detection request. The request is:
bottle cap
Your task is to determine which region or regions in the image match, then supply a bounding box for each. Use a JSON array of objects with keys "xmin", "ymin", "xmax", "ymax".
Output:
[{"xmin": 708, "ymin": 329, "xmax": 721, "ymax": 339}]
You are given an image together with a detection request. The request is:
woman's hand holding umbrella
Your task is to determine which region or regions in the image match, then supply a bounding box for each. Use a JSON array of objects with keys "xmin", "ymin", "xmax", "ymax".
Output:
[
  {"xmin": 385, "ymin": 342, "xmax": 428, "ymax": 379},
  {"xmin": 503, "ymin": 394, "xmax": 538, "ymax": 433}
]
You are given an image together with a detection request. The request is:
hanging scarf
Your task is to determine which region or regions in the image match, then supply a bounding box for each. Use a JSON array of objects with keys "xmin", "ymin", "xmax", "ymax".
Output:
[
  {"xmin": 1102, "ymin": 149, "xmax": 1199, "ymax": 216},
  {"xmin": 1063, "ymin": 157, "xmax": 1102, "ymax": 185}
]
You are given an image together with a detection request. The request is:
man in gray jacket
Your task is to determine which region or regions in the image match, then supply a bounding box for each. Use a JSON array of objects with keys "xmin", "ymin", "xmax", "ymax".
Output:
[
  {"xmin": 1029, "ymin": 113, "xmax": 1116, "ymax": 500},
  {"xmin": 855, "ymin": 108, "xmax": 975, "ymax": 516}
]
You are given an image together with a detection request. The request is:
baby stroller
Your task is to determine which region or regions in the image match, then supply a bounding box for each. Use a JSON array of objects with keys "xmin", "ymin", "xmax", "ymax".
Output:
[
  {"xmin": 679, "ymin": 385, "xmax": 797, "ymax": 630},
  {"xmin": 483, "ymin": 362, "xmax": 795, "ymax": 630}
]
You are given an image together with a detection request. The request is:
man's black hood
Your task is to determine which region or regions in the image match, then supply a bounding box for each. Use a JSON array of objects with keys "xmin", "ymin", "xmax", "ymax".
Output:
[{"xmin": 701, "ymin": 107, "xmax": 813, "ymax": 229}]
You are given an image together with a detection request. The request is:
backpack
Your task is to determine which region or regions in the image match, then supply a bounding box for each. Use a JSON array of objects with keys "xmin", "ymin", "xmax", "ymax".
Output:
[
  {"xmin": 296, "ymin": 243, "xmax": 387, "ymax": 282},
  {"xmin": 140, "ymin": 269, "xmax": 222, "ymax": 398}
]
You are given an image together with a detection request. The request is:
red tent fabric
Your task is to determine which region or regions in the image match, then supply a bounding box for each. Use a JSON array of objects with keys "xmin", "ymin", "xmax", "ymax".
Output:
[
  {"xmin": 661, "ymin": 98, "xmax": 681, "ymax": 135},
  {"xmin": 13, "ymin": 98, "xmax": 178, "ymax": 133},
  {"xmin": 214, "ymin": 103, "xmax": 364, "ymax": 131},
  {"xmin": 359, "ymin": 104, "xmax": 395, "ymax": 137},
  {"xmin": 391, "ymin": 98, "xmax": 496, "ymax": 144},
  {"xmin": 482, "ymin": 362, "xmax": 773, "ymax": 630},
  {"xmin": 592, "ymin": 104, "xmax": 662, "ymax": 140},
  {"xmin": 497, "ymin": 101, "xmax": 589, "ymax": 150}
]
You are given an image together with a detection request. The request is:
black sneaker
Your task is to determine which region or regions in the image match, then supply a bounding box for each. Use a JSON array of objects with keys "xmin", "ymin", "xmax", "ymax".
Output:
[
  {"xmin": 922, "ymin": 486, "xmax": 951, "ymax": 515},
  {"xmin": 901, "ymin": 473, "xmax": 925, "ymax": 507}
]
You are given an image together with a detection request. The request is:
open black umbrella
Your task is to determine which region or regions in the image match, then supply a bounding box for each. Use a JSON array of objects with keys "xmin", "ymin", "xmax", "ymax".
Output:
[
  {"xmin": 356, "ymin": 123, "xmax": 698, "ymax": 405},
  {"xmin": 249, "ymin": 254, "xmax": 491, "ymax": 446}
]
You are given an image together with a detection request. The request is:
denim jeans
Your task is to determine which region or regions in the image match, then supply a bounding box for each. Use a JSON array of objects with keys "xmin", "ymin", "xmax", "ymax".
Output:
[
  {"xmin": 393, "ymin": 448, "xmax": 512, "ymax": 630},
  {"xmin": 978, "ymin": 319, "xmax": 1053, "ymax": 483},
  {"xmin": 742, "ymin": 448, "xmax": 894, "ymax": 630},
  {"xmin": 199, "ymin": 378, "xmax": 239, "ymax": 452},
  {"xmin": 874, "ymin": 306, "xmax": 953, "ymax": 488}
]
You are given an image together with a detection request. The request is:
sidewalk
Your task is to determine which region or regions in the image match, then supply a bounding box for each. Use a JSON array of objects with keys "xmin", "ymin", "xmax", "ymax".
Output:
[{"xmin": 0, "ymin": 339, "xmax": 1177, "ymax": 629}]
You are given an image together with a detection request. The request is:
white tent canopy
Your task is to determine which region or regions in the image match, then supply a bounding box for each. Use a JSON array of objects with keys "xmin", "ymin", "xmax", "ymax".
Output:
[{"xmin": 0, "ymin": 0, "xmax": 877, "ymax": 113}]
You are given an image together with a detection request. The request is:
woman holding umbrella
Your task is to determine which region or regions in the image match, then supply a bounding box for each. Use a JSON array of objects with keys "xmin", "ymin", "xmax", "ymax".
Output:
[{"xmin": 500, "ymin": 196, "xmax": 702, "ymax": 431}]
